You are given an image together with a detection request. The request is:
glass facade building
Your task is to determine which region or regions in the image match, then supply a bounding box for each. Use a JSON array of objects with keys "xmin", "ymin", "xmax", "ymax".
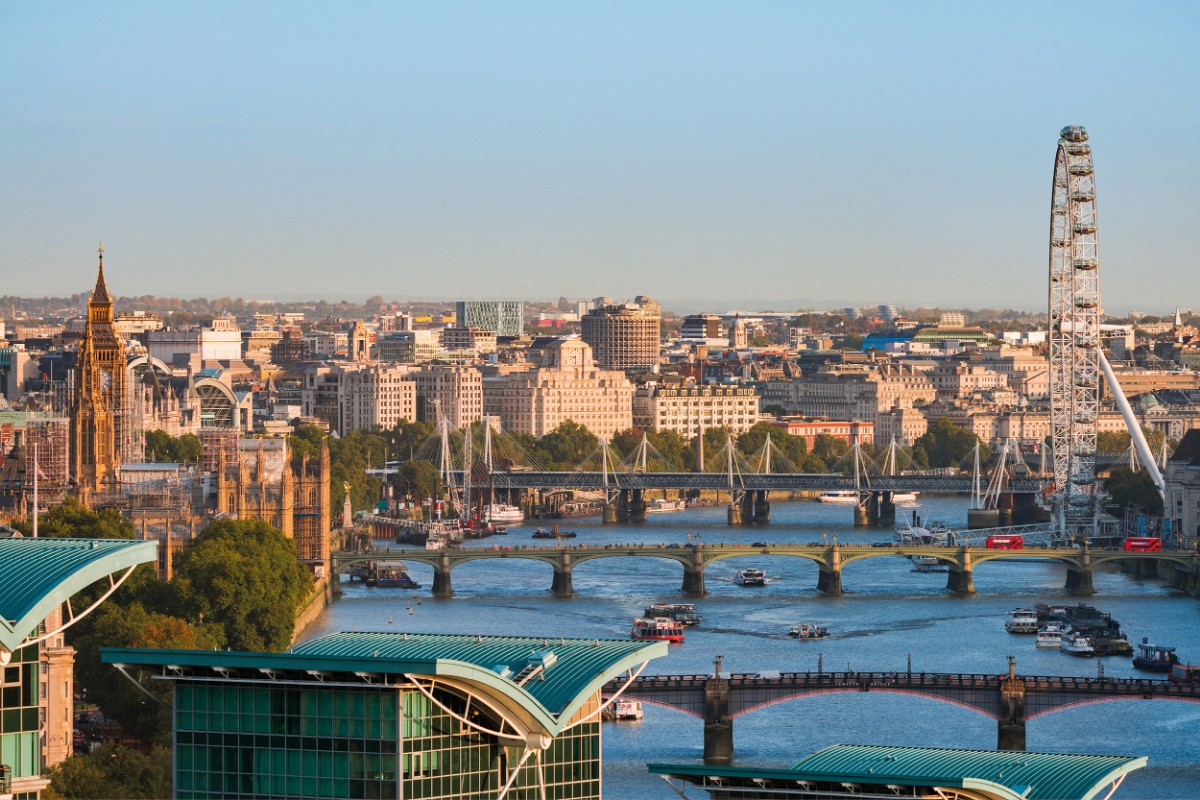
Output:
[
  {"xmin": 105, "ymin": 631, "xmax": 665, "ymax": 800},
  {"xmin": 454, "ymin": 302, "xmax": 524, "ymax": 339}
]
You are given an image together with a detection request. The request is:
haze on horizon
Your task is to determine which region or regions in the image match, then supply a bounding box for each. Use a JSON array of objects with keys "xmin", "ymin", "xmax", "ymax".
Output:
[{"xmin": 3, "ymin": 1, "xmax": 1197, "ymax": 314}]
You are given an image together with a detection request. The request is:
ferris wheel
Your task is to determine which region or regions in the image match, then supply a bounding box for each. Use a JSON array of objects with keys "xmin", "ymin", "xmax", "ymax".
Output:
[{"xmin": 1048, "ymin": 125, "xmax": 1101, "ymax": 531}]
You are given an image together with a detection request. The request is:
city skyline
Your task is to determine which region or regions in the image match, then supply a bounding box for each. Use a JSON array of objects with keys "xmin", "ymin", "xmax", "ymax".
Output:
[{"xmin": 3, "ymin": 2, "xmax": 1198, "ymax": 312}]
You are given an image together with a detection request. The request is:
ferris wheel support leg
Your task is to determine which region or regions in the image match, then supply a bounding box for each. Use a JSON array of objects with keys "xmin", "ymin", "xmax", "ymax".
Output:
[{"xmin": 1099, "ymin": 353, "xmax": 1165, "ymax": 498}]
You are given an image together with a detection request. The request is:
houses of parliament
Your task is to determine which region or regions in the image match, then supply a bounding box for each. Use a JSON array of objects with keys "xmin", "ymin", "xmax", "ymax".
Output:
[{"xmin": 1, "ymin": 248, "xmax": 332, "ymax": 579}]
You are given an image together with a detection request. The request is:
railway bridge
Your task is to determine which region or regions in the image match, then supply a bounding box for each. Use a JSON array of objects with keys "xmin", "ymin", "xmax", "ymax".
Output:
[
  {"xmin": 601, "ymin": 657, "xmax": 1200, "ymax": 762},
  {"xmin": 332, "ymin": 542, "xmax": 1200, "ymax": 597}
]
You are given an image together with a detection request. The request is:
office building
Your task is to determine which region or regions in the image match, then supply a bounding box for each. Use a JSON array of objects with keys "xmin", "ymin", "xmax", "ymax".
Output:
[
  {"xmin": 633, "ymin": 380, "xmax": 759, "ymax": 436},
  {"xmin": 103, "ymin": 631, "xmax": 667, "ymax": 800},
  {"xmin": 580, "ymin": 297, "xmax": 661, "ymax": 372},
  {"xmin": 455, "ymin": 301, "xmax": 524, "ymax": 338}
]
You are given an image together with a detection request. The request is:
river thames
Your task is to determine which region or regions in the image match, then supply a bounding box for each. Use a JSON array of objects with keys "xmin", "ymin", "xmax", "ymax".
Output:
[{"xmin": 301, "ymin": 497, "xmax": 1200, "ymax": 798}]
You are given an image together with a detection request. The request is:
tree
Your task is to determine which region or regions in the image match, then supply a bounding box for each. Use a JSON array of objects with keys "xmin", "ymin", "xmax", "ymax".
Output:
[
  {"xmin": 12, "ymin": 498, "xmax": 134, "ymax": 539},
  {"xmin": 143, "ymin": 430, "xmax": 202, "ymax": 462},
  {"xmin": 914, "ymin": 418, "xmax": 989, "ymax": 468},
  {"xmin": 762, "ymin": 404, "xmax": 788, "ymax": 418},
  {"xmin": 394, "ymin": 460, "xmax": 440, "ymax": 501},
  {"xmin": 737, "ymin": 422, "xmax": 807, "ymax": 470},
  {"xmin": 45, "ymin": 743, "xmax": 172, "ymax": 800},
  {"xmin": 171, "ymin": 519, "xmax": 312, "ymax": 652},
  {"xmin": 810, "ymin": 434, "xmax": 848, "ymax": 463},
  {"xmin": 1105, "ymin": 467, "xmax": 1163, "ymax": 516},
  {"xmin": 531, "ymin": 420, "xmax": 599, "ymax": 470}
]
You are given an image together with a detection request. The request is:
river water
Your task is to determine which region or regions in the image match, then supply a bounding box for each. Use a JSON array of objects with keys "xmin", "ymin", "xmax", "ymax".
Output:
[{"xmin": 301, "ymin": 497, "xmax": 1200, "ymax": 798}]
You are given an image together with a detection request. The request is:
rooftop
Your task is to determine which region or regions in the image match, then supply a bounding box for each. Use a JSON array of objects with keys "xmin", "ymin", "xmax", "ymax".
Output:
[
  {"xmin": 103, "ymin": 630, "xmax": 667, "ymax": 737},
  {"xmin": 0, "ymin": 537, "xmax": 159, "ymax": 653},
  {"xmin": 651, "ymin": 744, "xmax": 1146, "ymax": 800}
]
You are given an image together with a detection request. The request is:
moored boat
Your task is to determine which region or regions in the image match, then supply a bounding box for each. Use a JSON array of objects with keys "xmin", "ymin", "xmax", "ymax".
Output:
[
  {"xmin": 1005, "ymin": 608, "xmax": 1040, "ymax": 634},
  {"xmin": 484, "ymin": 503, "xmax": 525, "ymax": 524},
  {"xmin": 1132, "ymin": 638, "xmax": 1179, "ymax": 672},
  {"xmin": 644, "ymin": 603, "xmax": 701, "ymax": 626},
  {"xmin": 909, "ymin": 555, "xmax": 945, "ymax": 572},
  {"xmin": 532, "ymin": 525, "xmax": 577, "ymax": 540},
  {"xmin": 817, "ymin": 490, "xmax": 860, "ymax": 504},
  {"xmin": 736, "ymin": 568, "xmax": 768, "ymax": 587},
  {"xmin": 631, "ymin": 617, "xmax": 685, "ymax": 642},
  {"xmin": 1060, "ymin": 632, "xmax": 1095, "ymax": 657},
  {"xmin": 787, "ymin": 623, "xmax": 829, "ymax": 639},
  {"xmin": 1036, "ymin": 622, "xmax": 1070, "ymax": 647},
  {"xmin": 601, "ymin": 700, "xmax": 644, "ymax": 721},
  {"xmin": 371, "ymin": 562, "xmax": 421, "ymax": 589},
  {"xmin": 892, "ymin": 492, "xmax": 919, "ymax": 504},
  {"xmin": 646, "ymin": 498, "xmax": 686, "ymax": 513}
]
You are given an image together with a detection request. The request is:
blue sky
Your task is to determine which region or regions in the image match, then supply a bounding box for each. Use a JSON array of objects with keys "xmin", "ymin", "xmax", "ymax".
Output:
[{"xmin": 2, "ymin": 1, "xmax": 1197, "ymax": 312}]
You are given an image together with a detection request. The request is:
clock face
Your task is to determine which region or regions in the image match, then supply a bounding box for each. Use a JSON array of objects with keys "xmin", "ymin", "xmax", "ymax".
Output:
[{"xmin": 101, "ymin": 369, "xmax": 112, "ymax": 390}]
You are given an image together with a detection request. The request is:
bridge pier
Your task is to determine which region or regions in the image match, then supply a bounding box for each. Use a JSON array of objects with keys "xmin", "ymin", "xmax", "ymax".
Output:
[
  {"xmin": 946, "ymin": 548, "xmax": 974, "ymax": 594},
  {"xmin": 703, "ymin": 662, "xmax": 733, "ymax": 764},
  {"xmin": 998, "ymin": 659, "xmax": 1027, "ymax": 751},
  {"xmin": 552, "ymin": 559, "xmax": 574, "ymax": 598},
  {"xmin": 683, "ymin": 547, "xmax": 706, "ymax": 595},
  {"xmin": 1010, "ymin": 492, "xmax": 1041, "ymax": 525},
  {"xmin": 727, "ymin": 491, "xmax": 743, "ymax": 525},
  {"xmin": 602, "ymin": 501, "xmax": 619, "ymax": 524},
  {"xmin": 628, "ymin": 489, "xmax": 647, "ymax": 522},
  {"xmin": 752, "ymin": 490, "xmax": 770, "ymax": 523},
  {"xmin": 617, "ymin": 491, "xmax": 630, "ymax": 522},
  {"xmin": 817, "ymin": 545, "xmax": 842, "ymax": 595},
  {"xmin": 432, "ymin": 559, "xmax": 453, "ymax": 598},
  {"xmin": 877, "ymin": 492, "xmax": 895, "ymax": 526},
  {"xmin": 1064, "ymin": 545, "xmax": 1095, "ymax": 595}
]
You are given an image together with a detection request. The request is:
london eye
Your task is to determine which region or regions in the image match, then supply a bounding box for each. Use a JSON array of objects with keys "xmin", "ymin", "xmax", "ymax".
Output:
[{"xmin": 1048, "ymin": 125, "xmax": 1101, "ymax": 532}]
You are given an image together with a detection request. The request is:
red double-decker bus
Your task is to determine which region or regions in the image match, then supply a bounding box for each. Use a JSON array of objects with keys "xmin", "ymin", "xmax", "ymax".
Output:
[
  {"xmin": 1123, "ymin": 537, "xmax": 1162, "ymax": 552},
  {"xmin": 985, "ymin": 534, "xmax": 1024, "ymax": 550}
]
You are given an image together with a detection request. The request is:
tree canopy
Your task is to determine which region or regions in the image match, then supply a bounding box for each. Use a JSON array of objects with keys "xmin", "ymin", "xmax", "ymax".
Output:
[
  {"xmin": 171, "ymin": 518, "xmax": 312, "ymax": 652},
  {"xmin": 143, "ymin": 430, "xmax": 202, "ymax": 462},
  {"xmin": 1105, "ymin": 467, "xmax": 1163, "ymax": 516},
  {"xmin": 914, "ymin": 418, "xmax": 989, "ymax": 468},
  {"xmin": 45, "ymin": 743, "xmax": 172, "ymax": 800},
  {"xmin": 11, "ymin": 497, "xmax": 134, "ymax": 539}
]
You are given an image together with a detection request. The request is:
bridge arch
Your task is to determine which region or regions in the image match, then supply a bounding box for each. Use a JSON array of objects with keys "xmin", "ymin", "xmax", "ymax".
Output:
[
  {"xmin": 1027, "ymin": 693, "xmax": 1200, "ymax": 720},
  {"xmin": 733, "ymin": 688, "xmax": 999, "ymax": 720}
]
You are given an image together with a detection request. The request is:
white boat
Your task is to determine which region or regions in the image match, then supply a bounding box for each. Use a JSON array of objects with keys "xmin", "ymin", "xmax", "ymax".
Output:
[
  {"xmin": 787, "ymin": 623, "xmax": 829, "ymax": 639},
  {"xmin": 817, "ymin": 490, "xmax": 860, "ymax": 504},
  {"xmin": 1037, "ymin": 622, "xmax": 1070, "ymax": 648},
  {"xmin": 909, "ymin": 555, "xmax": 945, "ymax": 572},
  {"xmin": 892, "ymin": 492, "xmax": 919, "ymax": 504},
  {"xmin": 602, "ymin": 700, "xmax": 644, "ymax": 721},
  {"xmin": 645, "ymin": 498, "xmax": 686, "ymax": 513},
  {"xmin": 1005, "ymin": 608, "xmax": 1040, "ymax": 634},
  {"xmin": 736, "ymin": 568, "xmax": 768, "ymax": 587},
  {"xmin": 894, "ymin": 521, "xmax": 950, "ymax": 546},
  {"xmin": 1061, "ymin": 632, "xmax": 1095, "ymax": 657},
  {"xmin": 484, "ymin": 503, "xmax": 525, "ymax": 524}
]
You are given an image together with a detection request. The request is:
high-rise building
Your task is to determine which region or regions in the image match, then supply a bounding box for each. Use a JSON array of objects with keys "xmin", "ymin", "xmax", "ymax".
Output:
[
  {"xmin": 580, "ymin": 298, "xmax": 661, "ymax": 372},
  {"xmin": 455, "ymin": 301, "xmax": 524, "ymax": 338},
  {"xmin": 680, "ymin": 314, "xmax": 722, "ymax": 339},
  {"xmin": 413, "ymin": 364, "xmax": 484, "ymax": 430},
  {"xmin": 70, "ymin": 247, "xmax": 128, "ymax": 500}
]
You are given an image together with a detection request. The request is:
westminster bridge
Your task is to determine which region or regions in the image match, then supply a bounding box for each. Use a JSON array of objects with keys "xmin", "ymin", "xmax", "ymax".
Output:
[
  {"xmin": 598, "ymin": 657, "xmax": 1200, "ymax": 761},
  {"xmin": 332, "ymin": 541, "xmax": 1200, "ymax": 598}
]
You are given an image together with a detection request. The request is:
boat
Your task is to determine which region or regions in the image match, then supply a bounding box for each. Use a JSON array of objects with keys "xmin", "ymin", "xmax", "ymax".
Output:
[
  {"xmin": 484, "ymin": 503, "xmax": 525, "ymax": 524},
  {"xmin": 892, "ymin": 492, "xmax": 920, "ymax": 504},
  {"xmin": 787, "ymin": 623, "xmax": 829, "ymax": 639},
  {"xmin": 894, "ymin": 520, "xmax": 950, "ymax": 546},
  {"xmin": 1169, "ymin": 663, "xmax": 1200, "ymax": 684},
  {"xmin": 1005, "ymin": 608, "xmax": 1040, "ymax": 634},
  {"xmin": 491, "ymin": 526, "xmax": 508, "ymax": 536},
  {"xmin": 631, "ymin": 617, "xmax": 685, "ymax": 642},
  {"xmin": 736, "ymin": 568, "xmax": 768, "ymax": 587},
  {"xmin": 644, "ymin": 603, "xmax": 700, "ymax": 626},
  {"xmin": 817, "ymin": 490, "xmax": 860, "ymax": 504},
  {"xmin": 1060, "ymin": 632, "xmax": 1095, "ymax": 657},
  {"xmin": 1036, "ymin": 622, "xmax": 1070, "ymax": 647},
  {"xmin": 646, "ymin": 498, "xmax": 686, "ymax": 513},
  {"xmin": 532, "ymin": 525, "xmax": 576, "ymax": 540},
  {"xmin": 611, "ymin": 700, "xmax": 643, "ymax": 721},
  {"xmin": 554, "ymin": 500, "xmax": 604, "ymax": 518},
  {"xmin": 1132, "ymin": 638, "xmax": 1179, "ymax": 672},
  {"xmin": 371, "ymin": 562, "xmax": 421, "ymax": 589},
  {"xmin": 909, "ymin": 555, "xmax": 945, "ymax": 572}
]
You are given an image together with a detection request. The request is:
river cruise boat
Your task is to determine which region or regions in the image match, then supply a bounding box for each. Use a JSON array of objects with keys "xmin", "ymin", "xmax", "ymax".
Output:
[
  {"xmin": 1005, "ymin": 608, "xmax": 1040, "ymax": 634},
  {"xmin": 1036, "ymin": 622, "xmax": 1071, "ymax": 647},
  {"xmin": 1169, "ymin": 663, "xmax": 1200, "ymax": 684},
  {"xmin": 1060, "ymin": 632, "xmax": 1096, "ymax": 657},
  {"xmin": 644, "ymin": 603, "xmax": 701, "ymax": 626},
  {"xmin": 909, "ymin": 555, "xmax": 945, "ymax": 572},
  {"xmin": 787, "ymin": 623, "xmax": 829, "ymax": 639},
  {"xmin": 370, "ymin": 562, "xmax": 421, "ymax": 589},
  {"xmin": 894, "ymin": 520, "xmax": 950, "ymax": 546},
  {"xmin": 631, "ymin": 617, "xmax": 685, "ymax": 642},
  {"xmin": 532, "ymin": 526, "xmax": 576, "ymax": 539},
  {"xmin": 892, "ymin": 492, "xmax": 919, "ymax": 504},
  {"xmin": 484, "ymin": 503, "xmax": 525, "ymax": 524},
  {"xmin": 1133, "ymin": 638, "xmax": 1179, "ymax": 672},
  {"xmin": 601, "ymin": 700, "xmax": 644, "ymax": 721},
  {"xmin": 646, "ymin": 498, "xmax": 686, "ymax": 513},
  {"xmin": 736, "ymin": 568, "xmax": 768, "ymax": 587},
  {"xmin": 817, "ymin": 490, "xmax": 860, "ymax": 504}
]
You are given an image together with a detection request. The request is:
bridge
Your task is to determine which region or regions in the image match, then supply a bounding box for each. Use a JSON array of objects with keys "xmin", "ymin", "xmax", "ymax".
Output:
[
  {"xmin": 332, "ymin": 541, "xmax": 1200, "ymax": 597},
  {"xmin": 600, "ymin": 657, "xmax": 1200, "ymax": 762}
]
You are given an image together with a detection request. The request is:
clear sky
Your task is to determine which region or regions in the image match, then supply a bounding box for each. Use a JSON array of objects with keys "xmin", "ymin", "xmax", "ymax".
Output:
[{"xmin": 2, "ymin": 1, "xmax": 1197, "ymax": 313}]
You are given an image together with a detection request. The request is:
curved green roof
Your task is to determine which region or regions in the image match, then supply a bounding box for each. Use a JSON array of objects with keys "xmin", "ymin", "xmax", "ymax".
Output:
[
  {"xmin": 651, "ymin": 744, "xmax": 1147, "ymax": 800},
  {"xmin": 102, "ymin": 631, "xmax": 667, "ymax": 738},
  {"xmin": 0, "ymin": 538, "xmax": 159, "ymax": 653}
]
